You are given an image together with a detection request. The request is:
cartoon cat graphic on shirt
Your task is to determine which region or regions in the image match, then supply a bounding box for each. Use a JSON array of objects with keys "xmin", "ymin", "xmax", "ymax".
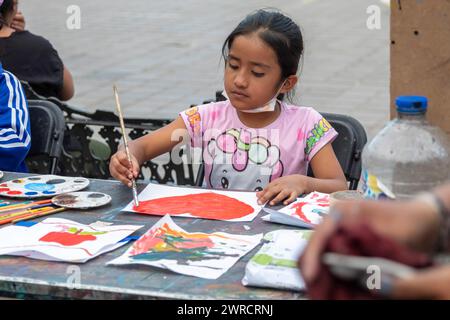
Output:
[{"xmin": 204, "ymin": 129, "xmax": 284, "ymax": 191}]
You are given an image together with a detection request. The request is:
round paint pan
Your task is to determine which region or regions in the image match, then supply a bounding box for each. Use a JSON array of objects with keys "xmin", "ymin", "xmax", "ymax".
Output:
[
  {"xmin": 52, "ymin": 192, "xmax": 112, "ymax": 209},
  {"xmin": 0, "ymin": 175, "xmax": 90, "ymax": 198}
]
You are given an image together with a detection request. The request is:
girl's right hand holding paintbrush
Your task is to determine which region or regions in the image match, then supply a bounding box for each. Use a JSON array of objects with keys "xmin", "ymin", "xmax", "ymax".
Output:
[{"xmin": 110, "ymin": 149, "xmax": 140, "ymax": 187}]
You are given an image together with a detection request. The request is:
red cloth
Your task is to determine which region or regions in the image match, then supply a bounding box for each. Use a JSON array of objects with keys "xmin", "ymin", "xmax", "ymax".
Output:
[{"xmin": 305, "ymin": 223, "xmax": 433, "ymax": 299}]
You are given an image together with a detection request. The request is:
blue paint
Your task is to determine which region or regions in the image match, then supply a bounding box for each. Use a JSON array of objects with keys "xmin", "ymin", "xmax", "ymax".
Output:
[
  {"xmin": 42, "ymin": 190, "xmax": 56, "ymax": 195},
  {"xmin": 119, "ymin": 236, "xmax": 139, "ymax": 243},
  {"xmin": 24, "ymin": 183, "xmax": 55, "ymax": 192},
  {"xmin": 24, "ymin": 191, "xmax": 38, "ymax": 196},
  {"xmin": 15, "ymin": 221, "xmax": 37, "ymax": 227}
]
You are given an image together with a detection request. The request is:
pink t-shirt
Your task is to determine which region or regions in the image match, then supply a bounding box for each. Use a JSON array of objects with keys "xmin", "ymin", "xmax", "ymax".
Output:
[{"xmin": 180, "ymin": 100, "xmax": 338, "ymax": 191}]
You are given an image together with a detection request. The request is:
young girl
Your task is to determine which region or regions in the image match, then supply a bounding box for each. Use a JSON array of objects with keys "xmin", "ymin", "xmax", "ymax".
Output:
[{"xmin": 110, "ymin": 9, "xmax": 347, "ymax": 206}]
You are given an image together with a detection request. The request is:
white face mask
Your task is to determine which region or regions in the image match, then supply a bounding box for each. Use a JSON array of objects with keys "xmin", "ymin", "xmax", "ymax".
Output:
[{"xmin": 222, "ymin": 81, "xmax": 286, "ymax": 113}]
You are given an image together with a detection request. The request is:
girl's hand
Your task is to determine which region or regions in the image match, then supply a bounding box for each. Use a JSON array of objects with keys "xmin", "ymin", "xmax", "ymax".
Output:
[
  {"xmin": 109, "ymin": 150, "xmax": 140, "ymax": 187},
  {"xmin": 256, "ymin": 174, "xmax": 307, "ymax": 206},
  {"xmin": 298, "ymin": 199, "xmax": 440, "ymax": 284},
  {"xmin": 11, "ymin": 12, "xmax": 26, "ymax": 31}
]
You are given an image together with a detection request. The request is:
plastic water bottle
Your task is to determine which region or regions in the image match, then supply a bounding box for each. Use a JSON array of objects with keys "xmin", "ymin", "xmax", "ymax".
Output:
[{"xmin": 362, "ymin": 96, "xmax": 450, "ymax": 200}]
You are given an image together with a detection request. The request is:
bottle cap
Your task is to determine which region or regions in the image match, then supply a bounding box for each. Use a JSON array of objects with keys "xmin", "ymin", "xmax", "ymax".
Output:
[
  {"xmin": 395, "ymin": 96, "xmax": 428, "ymax": 114},
  {"xmin": 329, "ymin": 190, "xmax": 364, "ymax": 207}
]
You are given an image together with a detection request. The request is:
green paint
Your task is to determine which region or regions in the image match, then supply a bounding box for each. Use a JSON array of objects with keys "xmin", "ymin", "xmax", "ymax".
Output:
[{"xmin": 252, "ymin": 253, "xmax": 297, "ymax": 268}]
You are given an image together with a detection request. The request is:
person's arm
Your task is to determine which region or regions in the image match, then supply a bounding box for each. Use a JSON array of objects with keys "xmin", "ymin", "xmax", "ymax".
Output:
[
  {"xmin": 58, "ymin": 66, "xmax": 75, "ymax": 101},
  {"xmin": 0, "ymin": 73, "xmax": 31, "ymax": 171},
  {"xmin": 109, "ymin": 116, "xmax": 188, "ymax": 186},
  {"xmin": 298, "ymin": 183, "xmax": 450, "ymax": 284},
  {"xmin": 256, "ymin": 143, "xmax": 347, "ymax": 205},
  {"xmin": 420, "ymin": 183, "xmax": 450, "ymax": 252},
  {"xmin": 391, "ymin": 265, "xmax": 450, "ymax": 300}
]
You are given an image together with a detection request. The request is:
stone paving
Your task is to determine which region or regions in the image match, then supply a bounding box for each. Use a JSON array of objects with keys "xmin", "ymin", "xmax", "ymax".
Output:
[{"xmin": 20, "ymin": 0, "xmax": 390, "ymax": 139}]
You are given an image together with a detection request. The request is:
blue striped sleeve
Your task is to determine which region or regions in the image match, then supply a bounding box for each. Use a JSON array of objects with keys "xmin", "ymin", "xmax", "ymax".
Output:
[{"xmin": 0, "ymin": 70, "xmax": 31, "ymax": 172}]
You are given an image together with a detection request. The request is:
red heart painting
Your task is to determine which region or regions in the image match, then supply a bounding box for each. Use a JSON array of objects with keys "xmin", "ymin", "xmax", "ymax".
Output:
[{"xmin": 133, "ymin": 192, "xmax": 254, "ymax": 220}]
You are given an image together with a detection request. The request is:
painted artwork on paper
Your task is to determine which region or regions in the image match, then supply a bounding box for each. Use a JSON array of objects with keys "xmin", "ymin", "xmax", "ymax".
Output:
[
  {"xmin": 122, "ymin": 183, "xmax": 262, "ymax": 222},
  {"xmin": 0, "ymin": 175, "xmax": 90, "ymax": 198},
  {"xmin": 0, "ymin": 218, "xmax": 143, "ymax": 263},
  {"xmin": 262, "ymin": 192, "xmax": 330, "ymax": 228},
  {"xmin": 107, "ymin": 215, "xmax": 263, "ymax": 279}
]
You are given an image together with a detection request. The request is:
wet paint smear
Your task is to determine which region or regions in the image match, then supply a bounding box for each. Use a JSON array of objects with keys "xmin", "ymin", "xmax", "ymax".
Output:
[{"xmin": 133, "ymin": 192, "xmax": 254, "ymax": 220}]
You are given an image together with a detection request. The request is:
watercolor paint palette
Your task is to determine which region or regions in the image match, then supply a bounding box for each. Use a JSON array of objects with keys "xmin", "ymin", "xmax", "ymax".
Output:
[
  {"xmin": 0, "ymin": 175, "xmax": 90, "ymax": 198},
  {"xmin": 52, "ymin": 192, "xmax": 112, "ymax": 209}
]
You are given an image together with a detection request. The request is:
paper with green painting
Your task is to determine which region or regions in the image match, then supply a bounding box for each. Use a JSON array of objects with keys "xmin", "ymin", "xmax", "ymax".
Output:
[{"xmin": 242, "ymin": 229, "xmax": 312, "ymax": 291}]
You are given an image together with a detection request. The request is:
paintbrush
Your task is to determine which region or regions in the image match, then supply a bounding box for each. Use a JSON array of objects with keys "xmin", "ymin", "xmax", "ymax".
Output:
[
  {"xmin": 113, "ymin": 84, "xmax": 139, "ymax": 207},
  {"xmin": 0, "ymin": 206, "xmax": 57, "ymax": 225},
  {"xmin": 0, "ymin": 203, "xmax": 54, "ymax": 218},
  {"xmin": 12, "ymin": 207, "xmax": 66, "ymax": 224},
  {"xmin": 0, "ymin": 199, "xmax": 52, "ymax": 213}
]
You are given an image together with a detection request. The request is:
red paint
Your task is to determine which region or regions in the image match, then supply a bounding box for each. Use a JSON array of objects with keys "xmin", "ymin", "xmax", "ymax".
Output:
[
  {"xmin": 39, "ymin": 232, "xmax": 96, "ymax": 246},
  {"xmin": 291, "ymin": 202, "xmax": 312, "ymax": 224},
  {"xmin": 7, "ymin": 191, "xmax": 22, "ymax": 195},
  {"xmin": 0, "ymin": 184, "xmax": 7, "ymax": 187},
  {"xmin": 133, "ymin": 192, "xmax": 254, "ymax": 220},
  {"xmin": 0, "ymin": 188, "xmax": 10, "ymax": 192},
  {"xmin": 310, "ymin": 193, "xmax": 329, "ymax": 203}
]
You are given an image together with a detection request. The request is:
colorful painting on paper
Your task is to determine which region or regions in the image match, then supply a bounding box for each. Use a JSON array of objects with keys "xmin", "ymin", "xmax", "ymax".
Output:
[
  {"xmin": 122, "ymin": 183, "xmax": 262, "ymax": 222},
  {"xmin": 0, "ymin": 218, "xmax": 143, "ymax": 263},
  {"xmin": 107, "ymin": 215, "xmax": 263, "ymax": 279},
  {"xmin": 0, "ymin": 175, "xmax": 90, "ymax": 198},
  {"xmin": 279, "ymin": 192, "xmax": 330, "ymax": 226}
]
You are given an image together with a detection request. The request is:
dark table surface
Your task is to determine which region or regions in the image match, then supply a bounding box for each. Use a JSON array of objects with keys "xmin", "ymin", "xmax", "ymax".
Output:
[{"xmin": 0, "ymin": 171, "xmax": 304, "ymax": 300}]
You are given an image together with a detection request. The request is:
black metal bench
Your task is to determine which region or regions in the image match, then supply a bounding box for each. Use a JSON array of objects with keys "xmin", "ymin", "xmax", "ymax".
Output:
[{"xmin": 22, "ymin": 81, "xmax": 213, "ymax": 185}]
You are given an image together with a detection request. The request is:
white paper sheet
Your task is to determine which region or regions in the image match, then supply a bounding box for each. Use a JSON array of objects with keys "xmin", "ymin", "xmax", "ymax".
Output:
[
  {"xmin": 0, "ymin": 218, "xmax": 143, "ymax": 263},
  {"xmin": 107, "ymin": 215, "xmax": 263, "ymax": 279},
  {"xmin": 262, "ymin": 192, "xmax": 330, "ymax": 229},
  {"xmin": 122, "ymin": 183, "xmax": 262, "ymax": 222}
]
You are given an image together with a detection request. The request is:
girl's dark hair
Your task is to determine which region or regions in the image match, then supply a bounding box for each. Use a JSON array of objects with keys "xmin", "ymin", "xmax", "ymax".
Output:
[
  {"xmin": 222, "ymin": 8, "xmax": 304, "ymax": 101},
  {"xmin": 0, "ymin": 0, "xmax": 14, "ymax": 29}
]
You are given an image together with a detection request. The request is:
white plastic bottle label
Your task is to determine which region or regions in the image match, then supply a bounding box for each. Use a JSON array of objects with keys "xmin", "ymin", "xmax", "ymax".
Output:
[{"xmin": 362, "ymin": 170, "xmax": 396, "ymax": 200}]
